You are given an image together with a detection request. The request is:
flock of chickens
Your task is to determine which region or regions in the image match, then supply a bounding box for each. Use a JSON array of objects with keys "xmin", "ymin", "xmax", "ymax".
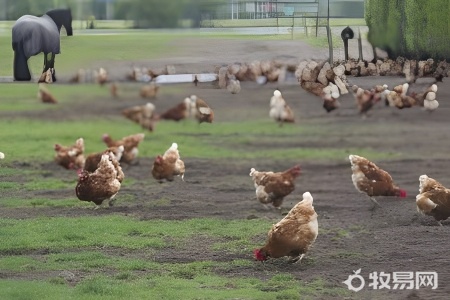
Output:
[
  {"xmin": 49, "ymin": 88, "xmax": 449, "ymax": 263},
  {"xmin": 121, "ymin": 94, "xmax": 214, "ymax": 132},
  {"xmin": 28, "ymin": 63, "xmax": 447, "ymax": 263},
  {"xmin": 54, "ymin": 133, "xmax": 186, "ymax": 209},
  {"xmin": 248, "ymin": 81, "xmax": 439, "ymax": 128},
  {"xmin": 37, "ymin": 65, "xmax": 440, "ymax": 125},
  {"xmin": 314, "ymin": 80, "xmax": 440, "ymax": 117},
  {"xmin": 249, "ymin": 152, "xmax": 449, "ymax": 262}
]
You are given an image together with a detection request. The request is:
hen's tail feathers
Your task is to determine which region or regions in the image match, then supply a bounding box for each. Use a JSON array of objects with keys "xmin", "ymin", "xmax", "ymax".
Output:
[
  {"xmin": 273, "ymin": 89, "xmax": 282, "ymax": 97},
  {"xmin": 76, "ymin": 138, "xmax": 84, "ymax": 148},
  {"xmin": 169, "ymin": 143, "xmax": 178, "ymax": 151},
  {"xmin": 249, "ymin": 168, "xmax": 257, "ymax": 176},
  {"xmin": 348, "ymin": 154, "xmax": 361, "ymax": 164},
  {"xmin": 419, "ymin": 174, "xmax": 428, "ymax": 183},
  {"xmin": 0, "ymin": 152, "xmax": 4, "ymax": 159},
  {"xmin": 135, "ymin": 133, "xmax": 145, "ymax": 141},
  {"xmin": 302, "ymin": 192, "xmax": 314, "ymax": 205}
]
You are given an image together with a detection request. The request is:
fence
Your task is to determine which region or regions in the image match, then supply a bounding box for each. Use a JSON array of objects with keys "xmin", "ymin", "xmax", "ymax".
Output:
[
  {"xmin": 201, "ymin": 0, "xmax": 364, "ymax": 26},
  {"xmin": 202, "ymin": 1, "xmax": 364, "ymax": 33},
  {"xmin": 200, "ymin": 0, "xmax": 366, "ymax": 63}
]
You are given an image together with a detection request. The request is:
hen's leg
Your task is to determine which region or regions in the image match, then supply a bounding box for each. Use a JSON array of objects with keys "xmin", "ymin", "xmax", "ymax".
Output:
[
  {"xmin": 289, "ymin": 254, "xmax": 305, "ymax": 264},
  {"xmin": 272, "ymin": 197, "xmax": 284, "ymax": 210},
  {"xmin": 261, "ymin": 204, "xmax": 271, "ymax": 210},
  {"xmin": 108, "ymin": 194, "xmax": 117, "ymax": 207},
  {"xmin": 369, "ymin": 197, "xmax": 381, "ymax": 209}
]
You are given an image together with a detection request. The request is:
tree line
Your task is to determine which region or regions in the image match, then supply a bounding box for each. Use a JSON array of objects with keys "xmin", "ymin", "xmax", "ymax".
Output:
[
  {"xmin": 365, "ymin": 0, "xmax": 450, "ymax": 59},
  {"xmin": 1, "ymin": 0, "xmax": 226, "ymax": 28}
]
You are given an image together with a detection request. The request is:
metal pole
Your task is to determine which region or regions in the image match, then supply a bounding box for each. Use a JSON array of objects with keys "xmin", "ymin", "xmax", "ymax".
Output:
[
  {"xmin": 358, "ymin": 27, "xmax": 363, "ymax": 61},
  {"xmin": 327, "ymin": 0, "xmax": 330, "ymax": 26},
  {"xmin": 276, "ymin": 0, "xmax": 279, "ymax": 29},
  {"xmin": 231, "ymin": 0, "xmax": 234, "ymax": 20},
  {"xmin": 292, "ymin": 15, "xmax": 294, "ymax": 40},
  {"xmin": 327, "ymin": 0, "xmax": 333, "ymax": 64},
  {"xmin": 78, "ymin": 0, "xmax": 83, "ymax": 29}
]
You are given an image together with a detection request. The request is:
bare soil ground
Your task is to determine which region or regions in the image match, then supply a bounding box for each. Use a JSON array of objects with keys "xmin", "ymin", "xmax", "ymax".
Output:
[{"xmin": 2, "ymin": 37, "xmax": 450, "ymax": 299}]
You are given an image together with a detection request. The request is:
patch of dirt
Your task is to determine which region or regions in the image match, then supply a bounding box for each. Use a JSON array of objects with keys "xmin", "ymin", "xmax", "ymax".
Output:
[{"xmin": 2, "ymin": 37, "xmax": 450, "ymax": 299}]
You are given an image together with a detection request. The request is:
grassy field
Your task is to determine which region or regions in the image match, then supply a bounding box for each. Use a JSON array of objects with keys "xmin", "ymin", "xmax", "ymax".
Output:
[
  {"xmin": 0, "ymin": 31, "xmax": 341, "ymax": 77},
  {"xmin": 0, "ymin": 24, "xmax": 375, "ymax": 299},
  {"xmin": 0, "ymin": 17, "xmax": 364, "ymax": 77},
  {"xmin": 0, "ymin": 31, "xmax": 184, "ymax": 77},
  {"xmin": 2, "ymin": 18, "xmax": 449, "ymax": 299},
  {"xmin": 0, "ymin": 112, "xmax": 353, "ymax": 299}
]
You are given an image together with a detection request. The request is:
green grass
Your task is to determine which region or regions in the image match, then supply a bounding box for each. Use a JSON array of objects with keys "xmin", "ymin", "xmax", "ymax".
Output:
[
  {"xmin": 0, "ymin": 24, "xmax": 384, "ymax": 299},
  {"xmin": 0, "ymin": 31, "xmax": 184, "ymax": 77},
  {"xmin": 0, "ymin": 111, "xmax": 397, "ymax": 164},
  {"xmin": 0, "ymin": 254, "xmax": 252, "ymax": 275},
  {"xmin": 0, "ymin": 83, "xmax": 108, "ymax": 111},
  {"xmin": 0, "ymin": 117, "xmax": 394, "ymax": 162},
  {"xmin": 0, "ymin": 274, "xmax": 348, "ymax": 300},
  {"xmin": 0, "ymin": 216, "xmax": 348, "ymax": 299},
  {"xmin": 8, "ymin": 197, "xmax": 84, "ymax": 208},
  {"xmin": 0, "ymin": 216, "xmax": 270, "ymax": 254}
]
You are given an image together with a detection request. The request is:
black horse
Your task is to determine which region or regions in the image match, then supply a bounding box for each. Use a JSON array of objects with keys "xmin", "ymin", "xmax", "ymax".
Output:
[{"xmin": 12, "ymin": 8, "xmax": 73, "ymax": 81}]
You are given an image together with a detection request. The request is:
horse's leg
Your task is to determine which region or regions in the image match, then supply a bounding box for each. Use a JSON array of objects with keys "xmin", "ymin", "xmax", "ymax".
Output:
[
  {"xmin": 49, "ymin": 53, "xmax": 56, "ymax": 82},
  {"xmin": 13, "ymin": 44, "xmax": 31, "ymax": 81},
  {"xmin": 43, "ymin": 53, "xmax": 48, "ymax": 71}
]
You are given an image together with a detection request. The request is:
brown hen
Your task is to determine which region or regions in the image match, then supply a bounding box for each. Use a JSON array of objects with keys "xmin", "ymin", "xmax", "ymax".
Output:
[
  {"xmin": 254, "ymin": 192, "xmax": 318, "ymax": 263},
  {"xmin": 192, "ymin": 95, "xmax": 214, "ymax": 123},
  {"xmin": 122, "ymin": 103, "xmax": 157, "ymax": 132},
  {"xmin": 159, "ymin": 98, "xmax": 192, "ymax": 122},
  {"xmin": 416, "ymin": 174, "xmax": 450, "ymax": 225},
  {"xmin": 76, "ymin": 151, "xmax": 124, "ymax": 209},
  {"xmin": 102, "ymin": 133, "xmax": 145, "ymax": 164},
  {"xmin": 152, "ymin": 143, "xmax": 185, "ymax": 183},
  {"xmin": 84, "ymin": 145, "xmax": 124, "ymax": 173},
  {"xmin": 249, "ymin": 165, "xmax": 301, "ymax": 209},
  {"xmin": 349, "ymin": 154, "xmax": 406, "ymax": 208},
  {"xmin": 54, "ymin": 138, "xmax": 85, "ymax": 170}
]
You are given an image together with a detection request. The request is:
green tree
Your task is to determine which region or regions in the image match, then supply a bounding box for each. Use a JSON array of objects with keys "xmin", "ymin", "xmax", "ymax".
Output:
[
  {"xmin": 5, "ymin": 0, "xmax": 73, "ymax": 19},
  {"xmin": 115, "ymin": 0, "xmax": 226, "ymax": 28},
  {"xmin": 365, "ymin": 0, "xmax": 450, "ymax": 59},
  {"xmin": 114, "ymin": 0, "xmax": 184, "ymax": 28}
]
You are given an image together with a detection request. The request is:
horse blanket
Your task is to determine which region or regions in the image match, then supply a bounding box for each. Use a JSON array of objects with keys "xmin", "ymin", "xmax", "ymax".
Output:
[{"xmin": 12, "ymin": 14, "xmax": 60, "ymax": 58}]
